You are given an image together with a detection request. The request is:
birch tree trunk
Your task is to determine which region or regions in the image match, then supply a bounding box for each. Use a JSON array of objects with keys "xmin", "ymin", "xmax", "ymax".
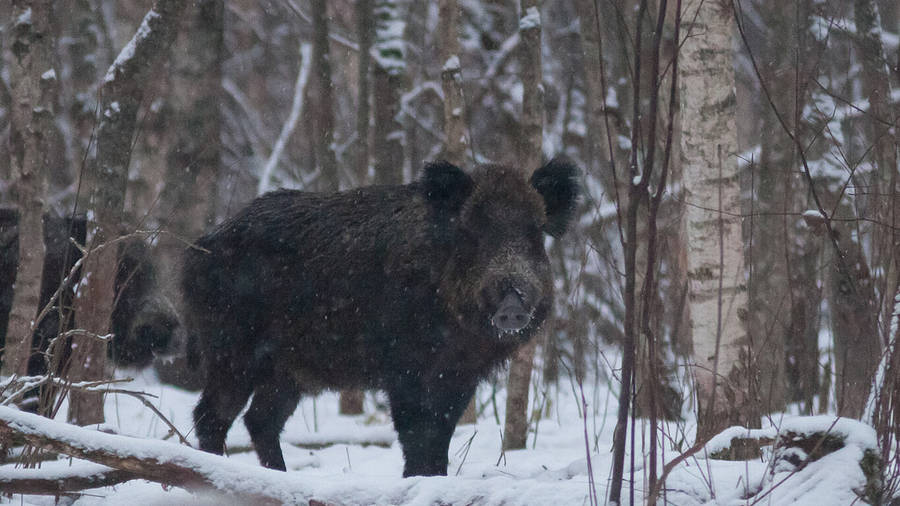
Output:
[
  {"xmin": 503, "ymin": 0, "xmax": 543, "ymax": 451},
  {"xmin": 2, "ymin": 0, "xmax": 55, "ymax": 377},
  {"xmin": 680, "ymin": 0, "xmax": 752, "ymax": 438},
  {"xmin": 68, "ymin": 0, "xmax": 186, "ymax": 425}
]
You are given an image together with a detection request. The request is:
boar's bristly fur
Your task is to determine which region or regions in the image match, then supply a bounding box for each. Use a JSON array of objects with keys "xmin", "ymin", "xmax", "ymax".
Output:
[{"xmin": 183, "ymin": 158, "xmax": 579, "ymax": 476}]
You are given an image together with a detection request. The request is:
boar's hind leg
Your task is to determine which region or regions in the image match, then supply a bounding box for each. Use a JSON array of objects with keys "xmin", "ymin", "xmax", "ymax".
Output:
[
  {"xmin": 389, "ymin": 382, "xmax": 476, "ymax": 477},
  {"xmin": 193, "ymin": 367, "xmax": 254, "ymax": 456},
  {"xmin": 243, "ymin": 380, "xmax": 301, "ymax": 471}
]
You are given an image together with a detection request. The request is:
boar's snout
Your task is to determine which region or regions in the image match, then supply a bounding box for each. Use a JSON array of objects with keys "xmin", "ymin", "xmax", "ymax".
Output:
[{"xmin": 491, "ymin": 292, "xmax": 531, "ymax": 333}]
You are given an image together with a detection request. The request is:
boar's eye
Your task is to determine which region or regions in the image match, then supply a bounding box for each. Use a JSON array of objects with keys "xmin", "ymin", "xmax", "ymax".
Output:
[{"xmin": 530, "ymin": 156, "xmax": 580, "ymax": 237}]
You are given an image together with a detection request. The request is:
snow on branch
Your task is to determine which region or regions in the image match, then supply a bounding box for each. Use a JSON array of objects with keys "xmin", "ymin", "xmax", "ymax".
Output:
[
  {"xmin": 102, "ymin": 0, "xmax": 183, "ymax": 88},
  {"xmin": 519, "ymin": 6, "xmax": 541, "ymax": 31},
  {"xmin": 258, "ymin": 42, "xmax": 313, "ymax": 195},
  {"xmin": 0, "ymin": 406, "xmax": 299, "ymax": 504}
]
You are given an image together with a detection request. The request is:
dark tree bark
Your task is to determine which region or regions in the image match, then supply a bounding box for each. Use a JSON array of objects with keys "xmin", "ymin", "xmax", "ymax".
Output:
[
  {"xmin": 853, "ymin": 0, "xmax": 899, "ymax": 348},
  {"xmin": 2, "ymin": 0, "xmax": 55, "ymax": 377},
  {"xmin": 829, "ymin": 227, "xmax": 880, "ymax": 418},
  {"xmin": 503, "ymin": 0, "xmax": 543, "ymax": 452},
  {"xmin": 67, "ymin": 0, "xmax": 187, "ymax": 426},
  {"xmin": 372, "ymin": 0, "xmax": 405, "ymax": 185},
  {"xmin": 355, "ymin": 0, "xmax": 374, "ymax": 183},
  {"xmin": 310, "ymin": 0, "xmax": 339, "ymax": 191},
  {"xmin": 439, "ymin": 0, "xmax": 467, "ymax": 167},
  {"xmin": 153, "ymin": 0, "xmax": 224, "ymax": 390}
]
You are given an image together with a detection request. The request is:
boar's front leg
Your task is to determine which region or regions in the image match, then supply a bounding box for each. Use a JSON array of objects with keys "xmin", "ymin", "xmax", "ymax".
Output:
[{"xmin": 388, "ymin": 379, "xmax": 476, "ymax": 477}]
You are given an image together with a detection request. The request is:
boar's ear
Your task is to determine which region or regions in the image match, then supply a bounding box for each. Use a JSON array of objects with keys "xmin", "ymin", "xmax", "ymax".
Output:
[
  {"xmin": 530, "ymin": 156, "xmax": 580, "ymax": 237},
  {"xmin": 422, "ymin": 160, "xmax": 474, "ymax": 213}
]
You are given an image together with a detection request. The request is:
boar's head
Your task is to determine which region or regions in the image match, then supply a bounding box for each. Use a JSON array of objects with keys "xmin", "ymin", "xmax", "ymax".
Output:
[{"xmin": 423, "ymin": 157, "xmax": 579, "ymax": 342}]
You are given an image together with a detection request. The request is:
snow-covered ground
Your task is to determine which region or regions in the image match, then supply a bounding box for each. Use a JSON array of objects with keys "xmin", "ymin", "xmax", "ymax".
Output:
[{"xmin": 0, "ymin": 367, "xmax": 883, "ymax": 505}]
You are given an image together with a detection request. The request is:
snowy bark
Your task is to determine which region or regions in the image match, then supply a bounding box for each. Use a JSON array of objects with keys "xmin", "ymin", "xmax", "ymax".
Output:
[
  {"xmin": 439, "ymin": 0, "xmax": 467, "ymax": 167},
  {"xmin": 2, "ymin": 0, "xmax": 55, "ymax": 378},
  {"xmin": 680, "ymin": 0, "xmax": 751, "ymax": 438},
  {"xmin": 503, "ymin": 0, "xmax": 543, "ymax": 452},
  {"xmin": 0, "ymin": 406, "xmax": 281, "ymax": 504},
  {"xmin": 68, "ymin": 0, "xmax": 186, "ymax": 426}
]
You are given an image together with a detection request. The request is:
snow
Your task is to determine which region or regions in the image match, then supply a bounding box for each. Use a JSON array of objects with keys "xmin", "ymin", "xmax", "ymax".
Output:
[
  {"xmin": 443, "ymin": 55, "xmax": 461, "ymax": 72},
  {"xmin": 519, "ymin": 7, "xmax": 541, "ymax": 31},
  {"xmin": 0, "ymin": 371, "xmax": 887, "ymax": 505},
  {"xmin": 15, "ymin": 8, "xmax": 31, "ymax": 27},
  {"xmin": 104, "ymin": 9, "xmax": 159, "ymax": 83}
]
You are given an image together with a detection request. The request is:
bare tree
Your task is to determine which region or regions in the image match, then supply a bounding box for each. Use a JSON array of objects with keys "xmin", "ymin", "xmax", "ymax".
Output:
[
  {"xmin": 503, "ymin": 0, "xmax": 542, "ymax": 452},
  {"xmin": 67, "ymin": 0, "xmax": 186, "ymax": 425},
  {"xmin": 853, "ymin": 0, "xmax": 899, "ymax": 350},
  {"xmin": 680, "ymin": 0, "xmax": 751, "ymax": 439},
  {"xmin": 1, "ymin": 0, "xmax": 56, "ymax": 377},
  {"xmin": 439, "ymin": 0, "xmax": 467, "ymax": 167},
  {"xmin": 153, "ymin": 0, "xmax": 224, "ymax": 389},
  {"xmin": 355, "ymin": 0, "xmax": 374, "ymax": 183},
  {"xmin": 372, "ymin": 0, "xmax": 405, "ymax": 185},
  {"xmin": 310, "ymin": 0, "xmax": 339, "ymax": 191}
]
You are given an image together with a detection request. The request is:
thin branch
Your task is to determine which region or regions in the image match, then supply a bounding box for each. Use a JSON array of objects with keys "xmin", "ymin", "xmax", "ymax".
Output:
[{"xmin": 258, "ymin": 43, "xmax": 313, "ymax": 195}]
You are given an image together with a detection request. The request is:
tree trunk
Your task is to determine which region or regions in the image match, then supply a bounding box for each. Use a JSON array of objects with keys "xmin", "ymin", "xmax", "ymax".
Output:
[
  {"xmin": 67, "ymin": 0, "xmax": 186, "ymax": 426},
  {"xmin": 310, "ymin": 0, "xmax": 339, "ymax": 191},
  {"xmin": 338, "ymin": 390, "xmax": 364, "ymax": 416},
  {"xmin": 828, "ymin": 226, "xmax": 880, "ymax": 418},
  {"xmin": 573, "ymin": 0, "xmax": 611, "ymax": 178},
  {"xmin": 372, "ymin": 0, "xmax": 405, "ymax": 185},
  {"xmin": 153, "ymin": 0, "xmax": 223, "ymax": 390},
  {"xmin": 853, "ymin": 0, "xmax": 900, "ymax": 350},
  {"xmin": 680, "ymin": 0, "xmax": 752, "ymax": 439},
  {"xmin": 2, "ymin": 0, "xmax": 55, "ymax": 378},
  {"xmin": 439, "ymin": 0, "xmax": 467, "ymax": 167},
  {"xmin": 355, "ymin": 0, "xmax": 374, "ymax": 183},
  {"xmin": 503, "ymin": 0, "xmax": 543, "ymax": 452}
]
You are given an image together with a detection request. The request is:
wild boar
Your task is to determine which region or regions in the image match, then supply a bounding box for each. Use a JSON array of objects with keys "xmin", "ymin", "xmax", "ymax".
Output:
[{"xmin": 183, "ymin": 158, "xmax": 578, "ymax": 476}]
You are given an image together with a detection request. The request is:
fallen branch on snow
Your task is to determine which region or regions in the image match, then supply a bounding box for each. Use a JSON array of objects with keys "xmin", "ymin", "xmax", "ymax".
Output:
[{"xmin": 0, "ymin": 406, "xmax": 298, "ymax": 504}]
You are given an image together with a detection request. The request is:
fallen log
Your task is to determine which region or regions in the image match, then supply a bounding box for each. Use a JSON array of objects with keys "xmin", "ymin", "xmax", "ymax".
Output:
[{"xmin": 0, "ymin": 406, "xmax": 298, "ymax": 504}]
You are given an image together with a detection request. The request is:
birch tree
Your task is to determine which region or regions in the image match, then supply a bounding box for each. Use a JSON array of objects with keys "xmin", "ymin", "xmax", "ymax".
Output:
[
  {"xmin": 1, "ymin": 0, "xmax": 55, "ymax": 377},
  {"xmin": 680, "ymin": 0, "xmax": 752, "ymax": 438},
  {"xmin": 503, "ymin": 0, "xmax": 542, "ymax": 451}
]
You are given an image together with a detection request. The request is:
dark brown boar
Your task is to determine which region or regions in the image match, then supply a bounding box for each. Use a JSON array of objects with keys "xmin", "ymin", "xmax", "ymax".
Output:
[{"xmin": 183, "ymin": 158, "xmax": 579, "ymax": 476}]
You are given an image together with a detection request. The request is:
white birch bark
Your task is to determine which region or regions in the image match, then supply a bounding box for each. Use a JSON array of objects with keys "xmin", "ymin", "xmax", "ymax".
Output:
[{"xmin": 679, "ymin": 0, "xmax": 750, "ymax": 437}]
